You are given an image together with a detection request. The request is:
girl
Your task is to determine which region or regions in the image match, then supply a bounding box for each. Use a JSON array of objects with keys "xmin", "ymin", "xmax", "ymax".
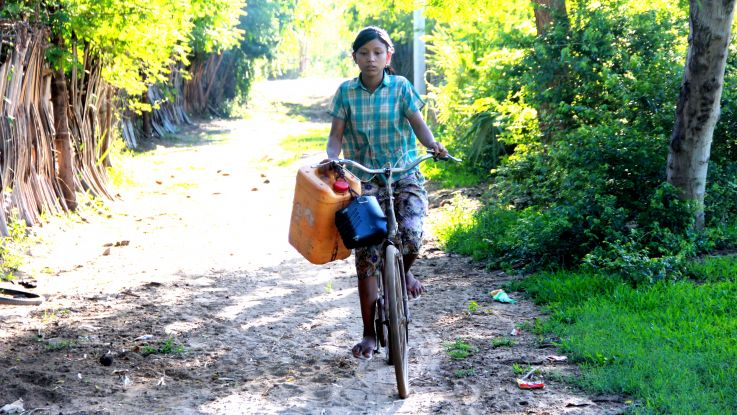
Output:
[{"xmin": 325, "ymin": 26, "xmax": 448, "ymax": 360}]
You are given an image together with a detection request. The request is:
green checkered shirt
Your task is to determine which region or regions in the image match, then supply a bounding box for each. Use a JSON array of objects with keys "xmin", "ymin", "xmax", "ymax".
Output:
[{"xmin": 328, "ymin": 74, "xmax": 425, "ymax": 181}]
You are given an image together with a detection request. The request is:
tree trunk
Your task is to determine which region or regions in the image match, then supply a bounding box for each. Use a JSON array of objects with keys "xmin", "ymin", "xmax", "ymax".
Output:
[
  {"xmin": 531, "ymin": 0, "xmax": 568, "ymax": 141},
  {"xmin": 531, "ymin": 0, "xmax": 568, "ymax": 36},
  {"xmin": 142, "ymin": 89, "xmax": 153, "ymax": 139},
  {"xmin": 51, "ymin": 62, "xmax": 77, "ymax": 210},
  {"xmin": 99, "ymin": 87, "xmax": 113, "ymax": 168},
  {"xmin": 299, "ymin": 37, "xmax": 308, "ymax": 75},
  {"xmin": 667, "ymin": 0, "xmax": 736, "ymax": 229}
]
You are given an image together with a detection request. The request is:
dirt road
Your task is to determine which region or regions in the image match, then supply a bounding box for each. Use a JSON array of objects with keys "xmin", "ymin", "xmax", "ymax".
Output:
[{"xmin": 0, "ymin": 79, "xmax": 626, "ymax": 414}]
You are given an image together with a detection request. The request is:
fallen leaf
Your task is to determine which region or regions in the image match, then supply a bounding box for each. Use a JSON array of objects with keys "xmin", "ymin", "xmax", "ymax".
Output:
[{"xmin": 545, "ymin": 355, "xmax": 568, "ymax": 363}]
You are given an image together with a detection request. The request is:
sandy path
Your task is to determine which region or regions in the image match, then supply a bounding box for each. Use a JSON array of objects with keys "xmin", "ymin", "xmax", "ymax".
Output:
[{"xmin": 0, "ymin": 79, "xmax": 626, "ymax": 414}]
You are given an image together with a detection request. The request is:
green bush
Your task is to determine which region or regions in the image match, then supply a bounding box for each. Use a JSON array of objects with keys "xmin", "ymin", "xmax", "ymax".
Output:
[
  {"xmin": 685, "ymin": 254, "xmax": 737, "ymax": 283},
  {"xmin": 429, "ymin": 2, "xmax": 737, "ymax": 274},
  {"xmin": 704, "ymin": 162, "xmax": 737, "ymax": 231}
]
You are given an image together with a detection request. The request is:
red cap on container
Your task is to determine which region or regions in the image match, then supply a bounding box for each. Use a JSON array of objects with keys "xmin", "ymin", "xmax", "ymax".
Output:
[{"xmin": 333, "ymin": 179, "xmax": 350, "ymax": 193}]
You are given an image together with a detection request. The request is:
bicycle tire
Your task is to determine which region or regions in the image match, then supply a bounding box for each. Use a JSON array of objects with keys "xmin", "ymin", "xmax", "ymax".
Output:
[
  {"xmin": 384, "ymin": 244, "xmax": 410, "ymax": 399},
  {"xmin": 0, "ymin": 287, "xmax": 44, "ymax": 306}
]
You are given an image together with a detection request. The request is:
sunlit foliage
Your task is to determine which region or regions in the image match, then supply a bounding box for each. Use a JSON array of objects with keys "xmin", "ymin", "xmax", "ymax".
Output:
[
  {"xmin": 424, "ymin": 0, "xmax": 737, "ymax": 277},
  {"xmin": 263, "ymin": 0, "xmax": 352, "ymax": 78},
  {"xmin": 230, "ymin": 0, "xmax": 296, "ymax": 98},
  {"xmin": 2, "ymin": 0, "xmax": 244, "ymax": 97}
]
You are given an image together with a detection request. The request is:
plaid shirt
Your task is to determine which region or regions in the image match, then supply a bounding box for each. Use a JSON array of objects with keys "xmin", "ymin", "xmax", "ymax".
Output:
[{"xmin": 328, "ymin": 74, "xmax": 425, "ymax": 181}]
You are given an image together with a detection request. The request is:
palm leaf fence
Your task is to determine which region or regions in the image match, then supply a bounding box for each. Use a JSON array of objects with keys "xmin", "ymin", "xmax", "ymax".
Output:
[
  {"xmin": 120, "ymin": 68, "xmax": 193, "ymax": 148},
  {"xmin": 125, "ymin": 53, "xmax": 231, "ymax": 144},
  {"xmin": 68, "ymin": 38, "xmax": 114, "ymax": 201},
  {"xmin": 183, "ymin": 53, "xmax": 236, "ymax": 116},
  {"xmin": 150, "ymin": 71, "xmax": 192, "ymax": 137},
  {"xmin": 0, "ymin": 22, "xmax": 113, "ymax": 234},
  {"xmin": 1, "ymin": 21, "xmax": 232, "ymax": 235}
]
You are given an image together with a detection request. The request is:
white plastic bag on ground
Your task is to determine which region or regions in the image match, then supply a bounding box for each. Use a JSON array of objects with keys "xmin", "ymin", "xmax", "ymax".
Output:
[{"xmin": 0, "ymin": 398, "xmax": 25, "ymax": 414}]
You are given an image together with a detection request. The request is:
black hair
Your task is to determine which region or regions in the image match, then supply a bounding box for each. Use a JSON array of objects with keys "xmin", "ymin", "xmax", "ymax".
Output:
[{"xmin": 352, "ymin": 26, "xmax": 395, "ymax": 75}]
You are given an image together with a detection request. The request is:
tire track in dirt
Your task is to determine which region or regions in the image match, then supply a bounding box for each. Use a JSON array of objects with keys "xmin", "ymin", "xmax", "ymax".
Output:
[{"xmin": 0, "ymin": 79, "xmax": 627, "ymax": 414}]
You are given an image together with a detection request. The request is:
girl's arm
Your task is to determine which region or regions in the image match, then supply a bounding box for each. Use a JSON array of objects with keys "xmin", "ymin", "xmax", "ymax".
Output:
[
  {"xmin": 407, "ymin": 110, "xmax": 449, "ymax": 157},
  {"xmin": 326, "ymin": 117, "xmax": 346, "ymax": 159}
]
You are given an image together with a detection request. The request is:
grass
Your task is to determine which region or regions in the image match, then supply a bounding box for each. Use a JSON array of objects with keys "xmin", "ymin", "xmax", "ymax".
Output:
[
  {"xmin": 141, "ymin": 337, "xmax": 186, "ymax": 356},
  {"xmin": 0, "ymin": 211, "xmax": 38, "ymax": 281},
  {"xmin": 467, "ymin": 300, "xmax": 479, "ymax": 313},
  {"xmin": 454, "ymin": 368, "xmax": 476, "ymax": 378},
  {"xmin": 45, "ymin": 339, "xmax": 75, "ymax": 351},
  {"xmin": 445, "ymin": 338, "xmax": 477, "ymax": 360},
  {"xmin": 513, "ymin": 260, "xmax": 737, "ymax": 415},
  {"xmin": 491, "ymin": 336, "xmax": 516, "ymax": 348},
  {"xmin": 686, "ymin": 254, "xmax": 737, "ymax": 283},
  {"xmin": 276, "ymin": 127, "xmax": 330, "ymax": 166},
  {"xmin": 41, "ymin": 309, "xmax": 71, "ymax": 324},
  {"xmin": 421, "ymin": 157, "xmax": 481, "ymax": 188},
  {"xmin": 512, "ymin": 363, "xmax": 533, "ymax": 376},
  {"xmin": 428, "ymin": 194, "xmax": 485, "ymax": 257}
]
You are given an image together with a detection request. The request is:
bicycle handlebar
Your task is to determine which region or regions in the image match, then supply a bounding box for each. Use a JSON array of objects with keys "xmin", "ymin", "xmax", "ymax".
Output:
[{"xmin": 315, "ymin": 150, "xmax": 462, "ymax": 176}]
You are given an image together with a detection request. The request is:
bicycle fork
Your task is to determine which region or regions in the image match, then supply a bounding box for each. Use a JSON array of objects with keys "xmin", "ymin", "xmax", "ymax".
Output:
[{"xmin": 395, "ymin": 253, "xmax": 412, "ymax": 325}]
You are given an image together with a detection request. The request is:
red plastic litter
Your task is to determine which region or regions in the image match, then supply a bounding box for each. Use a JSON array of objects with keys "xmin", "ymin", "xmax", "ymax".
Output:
[
  {"xmin": 516, "ymin": 367, "xmax": 545, "ymax": 389},
  {"xmin": 517, "ymin": 379, "xmax": 545, "ymax": 389}
]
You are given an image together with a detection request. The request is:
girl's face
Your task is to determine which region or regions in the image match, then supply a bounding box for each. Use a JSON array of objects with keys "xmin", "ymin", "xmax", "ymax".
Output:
[{"xmin": 353, "ymin": 39, "xmax": 392, "ymax": 78}]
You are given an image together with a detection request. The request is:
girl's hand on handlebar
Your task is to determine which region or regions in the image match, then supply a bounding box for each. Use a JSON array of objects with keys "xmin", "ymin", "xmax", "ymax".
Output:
[
  {"xmin": 317, "ymin": 157, "xmax": 339, "ymax": 174},
  {"xmin": 428, "ymin": 141, "xmax": 449, "ymax": 158}
]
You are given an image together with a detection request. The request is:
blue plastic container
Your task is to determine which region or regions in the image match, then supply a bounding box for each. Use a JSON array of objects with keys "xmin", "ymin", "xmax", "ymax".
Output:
[{"xmin": 335, "ymin": 195, "xmax": 388, "ymax": 249}]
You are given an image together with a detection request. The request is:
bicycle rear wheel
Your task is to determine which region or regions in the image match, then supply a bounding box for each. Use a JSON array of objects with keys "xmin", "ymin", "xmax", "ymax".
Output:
[{"xmin": 384, "ymin": 244, "xmax": 410, "ymax": 398}]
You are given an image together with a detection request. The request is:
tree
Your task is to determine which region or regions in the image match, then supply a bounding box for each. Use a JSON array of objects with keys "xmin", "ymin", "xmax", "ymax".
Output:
[
  {"xmin": 231, "ymin": 0, "xmax": 295, "ymax": 95},
  {"xmin": 49, "ymin": 28, "xmax": 77, "ymax": 210},
  {"xmin": 530, "ymin": 0, "xmax": 568, "ymax": 141},
  {"xmin": 667, "ymin": 0, "xmax": 737, "ymax": 228},
  {"xmin": 531, "ymin": 0, "xmax": 567, "ymax": 35}
]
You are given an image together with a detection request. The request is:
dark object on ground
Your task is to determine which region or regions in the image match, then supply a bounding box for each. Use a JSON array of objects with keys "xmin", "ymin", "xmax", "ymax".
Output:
[
  {"xmin": 19, "ymin": 280, "xmax": 37, "ymax": 289},
  {"xmin": 0, "ymin": 286, "xmax": 44, "ymax": 306},
  {"xmin": 99, "ymin": 353, "xmax": 114, "ymax": 366}
]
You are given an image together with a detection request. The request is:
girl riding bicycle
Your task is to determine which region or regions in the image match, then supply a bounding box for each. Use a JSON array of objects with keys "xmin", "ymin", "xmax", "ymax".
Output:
[{"xmin": 325, "ymin": 26, "xmax": 448, "ymax": 360}]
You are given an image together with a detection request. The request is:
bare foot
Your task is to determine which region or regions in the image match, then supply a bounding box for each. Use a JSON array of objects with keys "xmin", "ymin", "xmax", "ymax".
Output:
[
  {"xmin": 351, "ymin": 336, "xmax": 376, "ymax": 360},
  {"xmin": 405, "ymin": 271, "xmax": 425, "ymax": 299}
]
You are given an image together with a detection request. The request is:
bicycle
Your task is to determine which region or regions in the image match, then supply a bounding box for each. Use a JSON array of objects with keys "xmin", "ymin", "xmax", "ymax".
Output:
[{"xmin": 320, "ymin": 150, "xmax": 460, "ymax": 398}]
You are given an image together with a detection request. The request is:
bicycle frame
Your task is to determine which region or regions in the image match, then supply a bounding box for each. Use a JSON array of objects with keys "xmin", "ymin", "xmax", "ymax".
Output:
[
  {"xmin": 318, "ymin": 150, "xmax": 460, "ymax": 398},
  {"xmin": 327, "ymin": 156, "xmax": 423, "ymax": 315},
  {"xmin": 322, "ymin": 150, "xmax": 461, "ymax": 306}
]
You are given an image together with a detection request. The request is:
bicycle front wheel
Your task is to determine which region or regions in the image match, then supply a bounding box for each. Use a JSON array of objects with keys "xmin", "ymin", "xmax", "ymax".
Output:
[{"xmin": 384, "ymin": 244, "xmax": 410, "ymax": 398}]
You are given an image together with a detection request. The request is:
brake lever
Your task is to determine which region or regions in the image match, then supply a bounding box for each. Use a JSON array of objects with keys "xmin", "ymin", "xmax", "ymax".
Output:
[{"xmin": 427, "ymin": 149, "xmax": 462, "ymax": 163}]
